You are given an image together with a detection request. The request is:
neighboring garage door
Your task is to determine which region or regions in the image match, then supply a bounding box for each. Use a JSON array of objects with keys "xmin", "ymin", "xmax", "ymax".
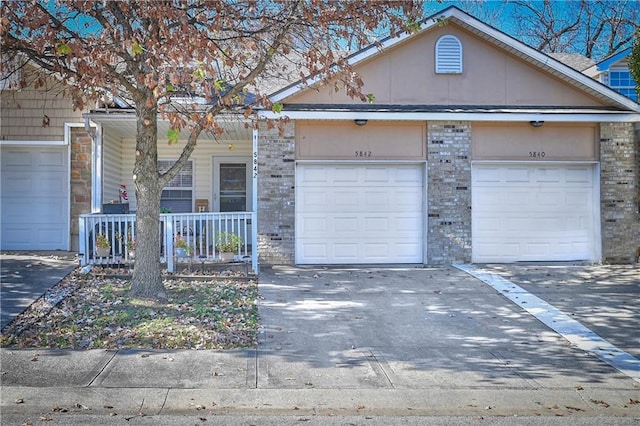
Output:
[
  {"xmin": 296, "ymin": 164, "xmax": 424, "ymax": 264},
  {"xmin": 1, "ymin": 146, "xmax": 69, "ymax": 250},
  {"xmin": 472, "ymin": 164, "xmax": 597, "ymax": 263}
]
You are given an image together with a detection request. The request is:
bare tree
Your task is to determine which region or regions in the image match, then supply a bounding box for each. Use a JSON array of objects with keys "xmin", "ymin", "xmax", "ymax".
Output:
[
  {"xmin": 511, "ymin": 0, "xmax": 638, "ymax": 60},
  {"xmin": 1, "ymin": 1, "xmax": 423, "ymax": 300}
]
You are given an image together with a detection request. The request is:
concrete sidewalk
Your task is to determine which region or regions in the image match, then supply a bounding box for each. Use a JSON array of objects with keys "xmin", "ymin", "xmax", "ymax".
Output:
[{"xmin": 1, "ymin": 264, "xmax": 639, "ymax": 423}]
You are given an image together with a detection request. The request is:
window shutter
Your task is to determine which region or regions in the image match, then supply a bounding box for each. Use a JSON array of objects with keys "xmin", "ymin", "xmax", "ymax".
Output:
[{"xmin": 435, "ymin": 35, "xmax": 463, "ymax": 74}]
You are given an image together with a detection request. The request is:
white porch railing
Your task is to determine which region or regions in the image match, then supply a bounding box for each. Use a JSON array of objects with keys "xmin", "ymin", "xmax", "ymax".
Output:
[{"xmin": 79, "ymin": 212, "xmax": 258, "ymax": 274}]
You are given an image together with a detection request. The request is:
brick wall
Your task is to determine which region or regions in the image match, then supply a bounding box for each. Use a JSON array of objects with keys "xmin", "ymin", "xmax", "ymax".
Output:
[
  {"xmin": 70, "ymin": 127, "xmax": 92, "ymax": 252},
  {"xmin": 599, "ymin": 122, "xmax": 640, "ymax": 263},
  {"xmin": 257, "ymin": 122, "xmax": 296, "ymax": 264},
  {"xmin": 426, "ymin": 121, "xmax": 472, "ymax": 264}
]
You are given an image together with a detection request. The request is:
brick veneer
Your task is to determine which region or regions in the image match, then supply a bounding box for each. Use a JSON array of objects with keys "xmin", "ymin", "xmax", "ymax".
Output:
[
  {"xmin": 257, "ymin": 122, "xmax": 296, "ymax": 263},
  {"xmin": 70, "ymin": 127, "xmax": 92, "ymax": 252},
  {"xmin": 599, "ymin": 122, "xmax": 640, "ymax": 263},
  {"xmin": 256, "ymin": 119, "xmax": 639, "ymax": 266},
  {"xmin": 427, "ymin": 121, "xmax": 472, "ymax": 264}
]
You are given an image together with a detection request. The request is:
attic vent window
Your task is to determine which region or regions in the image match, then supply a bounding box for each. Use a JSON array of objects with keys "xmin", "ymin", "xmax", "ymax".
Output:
[{"xmin": 435, "ymin": 35, "xmax": 462, "ymax": 74}]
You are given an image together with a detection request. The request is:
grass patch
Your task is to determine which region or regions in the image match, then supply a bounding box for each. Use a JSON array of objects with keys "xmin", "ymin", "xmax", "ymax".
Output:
[{"xmin": 0, "ymin": 270, "xmax": 258, "ymax": 350}]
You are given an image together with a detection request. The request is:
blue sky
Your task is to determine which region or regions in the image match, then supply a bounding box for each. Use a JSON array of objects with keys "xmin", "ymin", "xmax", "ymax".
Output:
[{"xmin": 422, "ymin": 0, "xmax": 636, "ymax": 61}]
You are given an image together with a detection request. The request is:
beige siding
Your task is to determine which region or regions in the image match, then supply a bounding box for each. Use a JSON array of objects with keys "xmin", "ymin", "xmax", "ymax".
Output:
[
  {"xmin": 472, "ymin": 122, "xmax": 598, "ymax": 161},
  {"xmin": 296, "ymin": 120, "xmax": 426, "ymax": 160},
  {"xmin": 102, "ymin": 131, "xmax": 124, "ymax": 204},
  {"xmin": 1, "ymin": 67, "xmax": 86, "ymax": 141},
  {"xmin": 288, "ymin": 24, "xmax": 605, "ymax": 107},
  {"xmin": 117, "ymin": 138, "xmax": 252, "ymax": 212}
]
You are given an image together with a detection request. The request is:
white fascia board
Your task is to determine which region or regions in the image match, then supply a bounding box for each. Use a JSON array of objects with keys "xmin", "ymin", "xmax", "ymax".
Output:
[
  {"xmin": 258, "ymin": 110, "xmax": 640, "ymax": 123},
  {"xmin": 0, "ymin": 139, "xmax": 66, "ymax": 146},
  {"xmin": 84, "ymin": 112, "xmax": 249, "ymax": 124}
]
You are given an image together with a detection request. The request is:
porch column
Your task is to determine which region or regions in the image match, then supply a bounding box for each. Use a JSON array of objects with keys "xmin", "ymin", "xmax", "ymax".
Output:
[
  {"xmin": 252, "ymin": 128, "xmax": 259, "ymax": 274},
  {"xmin": 89, "ymin": 121, "xmax": 103, "ymax": 213}
]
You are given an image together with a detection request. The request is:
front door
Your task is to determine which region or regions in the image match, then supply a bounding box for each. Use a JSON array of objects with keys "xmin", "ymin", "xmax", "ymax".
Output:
[{"xmin": 213, "ymin": 157, "xmax": 252, "ymax": 212}]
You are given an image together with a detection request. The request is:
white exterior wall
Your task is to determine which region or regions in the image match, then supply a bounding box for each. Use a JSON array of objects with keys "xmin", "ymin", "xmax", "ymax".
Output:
[{"xmin": 102, "ymin": 131, "xmax": 124, "ymax": 204}]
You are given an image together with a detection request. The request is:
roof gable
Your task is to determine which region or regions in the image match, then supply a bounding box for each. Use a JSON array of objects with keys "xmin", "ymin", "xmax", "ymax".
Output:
[{"xmin": 271, "ymin": 6, "xmax": 639, "ymax": 112}]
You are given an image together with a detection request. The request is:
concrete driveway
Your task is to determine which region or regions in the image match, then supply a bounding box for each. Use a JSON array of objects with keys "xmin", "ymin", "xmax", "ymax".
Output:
[
  {"xmin": 257, "ymin": 264, "xmax": 639, "ymax": 395},
  {"xmin": 0, "ymin": 251, "xmax": 78, "ymax": 329}
]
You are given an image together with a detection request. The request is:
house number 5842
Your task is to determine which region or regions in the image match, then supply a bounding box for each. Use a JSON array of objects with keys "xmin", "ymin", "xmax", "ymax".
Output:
[
  {"xmin": 529, "ymin": 151, "xmax": 546, "ymax": 158},
  {"xmin": 355, "ymin": 151, "xmax": 372, "ymax": 157}
]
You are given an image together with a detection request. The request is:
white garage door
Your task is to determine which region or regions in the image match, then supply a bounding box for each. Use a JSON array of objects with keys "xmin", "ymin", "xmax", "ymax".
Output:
[
  {"xmin": 472, "ymin": 164, "xmax": 597, "ymax": 263},
  {"xmin": 296, "ymin": 164, "xmax": 424, "ymax": 264},
  {"xmin": 1, "ymin": 146, "xmax": 69, "ymax": 250}
]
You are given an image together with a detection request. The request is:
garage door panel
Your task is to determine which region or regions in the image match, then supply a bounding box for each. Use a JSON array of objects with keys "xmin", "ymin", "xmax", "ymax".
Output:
[
  {"xmin": 300, "ymin": 166, "xmax": 328, "ymax": 182},
  {"xmin": 395, "ymin": 166, "xmax": 423, "ymax": 182},
  {"xmin": 1, "ymin": 146, "xmax": 69, "ymax": 250},
  {"xmin": 363, "ymin": 217, "xmax": 389, "ymax": 232},
  {"xmin": 472, "ymin": 164, "xmax": 596, "ymax": 262},
  {"xmin": 395, "ymin": 190, "xmax": 423, "ymax": 209},
  {"xmin": 39, "ymin": 150, "xmax": 66, "ymax": 167},
  {"xmin": 365, "ymin": 192, "xmax": 390, "ymax": 208},
  {"xmin": 363, "ymin": 243, "xmax": 389, "ymax": 258},
  {"xmin": 297, "ymin": 164, "xmax": 423, "ymax": 264},
  {"xmin": 335, "ymin": 216, "xmax": 359, "ymax": 232},
  {"xmin": 3, "ymin": 197, "xmax": 66, "ymax": 219},
  {"xmin": 363, "ymin": 167, "xmax": 389, "ymax": 182},
  {"xmin": 534, "ymin": 168, "xmax": 562, "ymax": 182},
  {"xmin": 474, "ymin": 167, "xmax": 502, "ymax": 182},
  {"xmin": 566, "ymin": 191, "xmax": 591, "ymax": 208},
  {"xmin": 505, "ymin": 168, "xmax": 530, "ymax": 182},
  {"xmin": 334, "ymin": 191, "xmax": 359, "ymax": 208},
  {"xmin": 334, "ymin": 167, "xmax": 359, "ymax": 182},
  {"xmin": 566, "ymin": 168, "xmax": 592, "ymax": 183}
]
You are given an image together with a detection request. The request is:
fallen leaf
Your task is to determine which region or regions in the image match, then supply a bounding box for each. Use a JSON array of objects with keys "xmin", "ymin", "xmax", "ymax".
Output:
[
  {"xmin": 356, "ymin": 404, "xmax": 365, "ymax": 410},
  {"xmin": 15, "ymin": 398, "xmax": 24, "ymax": 404},
  {"xmin": 565, "ymin": 406, "xmax": 585, "ymax": 412},
  {"xmin": 629, "ymin": 399, "xmax": 639, "ymax": 405},
  {"xmin": 109, "ymin": 412, "xmax": 118, "ymax": 416},
  {"xmin": 590, "ymin": 399, "xmax": 610, "ymax": 408}
]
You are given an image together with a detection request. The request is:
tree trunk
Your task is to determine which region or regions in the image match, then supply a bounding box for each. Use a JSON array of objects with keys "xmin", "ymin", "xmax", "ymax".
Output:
[{"xmin": 129, "ymin": 103, "xmax": 167, "ymax": 300}]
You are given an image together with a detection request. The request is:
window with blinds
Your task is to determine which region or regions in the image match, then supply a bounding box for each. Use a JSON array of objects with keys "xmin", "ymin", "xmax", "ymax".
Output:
[
  {"xmin": 158, "ymin": 160, "xmax": 193, "ymax": 213},
  {"xmin": 435, "ymin": 35, "xmax": 463, "ymax": 74}
]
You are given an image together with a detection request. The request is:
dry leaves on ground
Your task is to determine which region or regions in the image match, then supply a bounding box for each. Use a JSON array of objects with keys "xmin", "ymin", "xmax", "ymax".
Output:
[{"xmin": 0, "ymin": 267, "xmax": 258, "ymax": 350}]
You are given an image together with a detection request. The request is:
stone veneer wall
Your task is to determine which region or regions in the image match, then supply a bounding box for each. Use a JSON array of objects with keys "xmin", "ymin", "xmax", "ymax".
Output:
[
  {"xmin": 599, "ymin": 122, "xmax": 640, "ymax": 264},
  {"xmin": 257, "ymin": 122, "xmax": 296, "ymax": 264},
  {"xmin": 427, "ymin": 121, "xmax": 472, "ymax": 264},
  {"xmin": 70, "ymin": 127, "xmax": 92, "ymax": 252}
]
